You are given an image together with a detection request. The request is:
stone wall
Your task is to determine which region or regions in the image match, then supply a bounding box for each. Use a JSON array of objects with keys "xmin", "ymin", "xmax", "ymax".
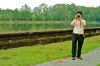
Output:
[{"xmin": 0, "ymin": 28, "xmax": 100, "ymax": 49}]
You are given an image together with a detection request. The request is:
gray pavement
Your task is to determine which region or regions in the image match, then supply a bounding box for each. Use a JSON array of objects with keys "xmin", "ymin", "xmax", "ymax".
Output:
[{"xmin": 35, "ymin": 47, "xmax": 100, "ymax": 66}]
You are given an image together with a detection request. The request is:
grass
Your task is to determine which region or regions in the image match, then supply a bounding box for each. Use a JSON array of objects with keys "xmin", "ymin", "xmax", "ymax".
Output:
[
  {"xmin": 0, "ymin": 35, "xmax": 100, "ymax": 66},
  {"xmin": 97, "ymin": 64, "xmax": 100, "ymax": 66}
]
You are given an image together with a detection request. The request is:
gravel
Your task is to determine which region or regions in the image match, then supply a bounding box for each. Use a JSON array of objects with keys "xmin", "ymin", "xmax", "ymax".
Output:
[{"xmin": 35, "ymin": 47, "xmax": 100, "ymax": 66}]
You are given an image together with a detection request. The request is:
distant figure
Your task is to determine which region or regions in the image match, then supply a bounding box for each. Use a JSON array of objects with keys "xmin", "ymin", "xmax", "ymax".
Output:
[{"xmin": 71, "ymin": 11, "xmax": 86, "ymax": 60}]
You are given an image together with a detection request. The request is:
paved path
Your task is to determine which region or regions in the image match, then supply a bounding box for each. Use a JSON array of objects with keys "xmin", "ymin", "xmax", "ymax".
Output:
[{"xmin": 35, "ymin": 47, "xmax": 100, "ymax": 66}]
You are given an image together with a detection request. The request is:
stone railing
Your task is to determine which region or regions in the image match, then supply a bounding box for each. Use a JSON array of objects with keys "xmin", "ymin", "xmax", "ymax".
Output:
[{"xmin": 0, "ymin": 27, "xmax": 100, "ymax": 49}]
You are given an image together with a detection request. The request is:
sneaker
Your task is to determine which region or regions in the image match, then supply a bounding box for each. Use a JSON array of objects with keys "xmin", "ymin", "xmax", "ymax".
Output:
[
  {"xmin": 77, "ymin": 57, "xmax": 83, "ymax": 60},
  {"xmin": 72, "ymin": 57, "xmax": 75, "ymax": 60}
]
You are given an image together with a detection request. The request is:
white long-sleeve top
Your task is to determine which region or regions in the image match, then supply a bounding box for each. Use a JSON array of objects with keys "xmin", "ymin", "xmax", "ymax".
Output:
[{"xmin": 71, "ymin": 19, "xmax": 86, "ymax": 34}]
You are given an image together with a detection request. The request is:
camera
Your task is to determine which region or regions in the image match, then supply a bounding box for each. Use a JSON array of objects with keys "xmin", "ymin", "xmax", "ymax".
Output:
[{"xmin": 76, "ymin": 15, "xmax": 80, "ymax": 18}]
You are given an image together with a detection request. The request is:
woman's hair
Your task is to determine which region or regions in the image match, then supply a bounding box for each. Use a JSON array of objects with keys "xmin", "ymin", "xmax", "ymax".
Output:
[{"xmin": 76, "ymin": 11, "xmax": 82, "ymax": 15}]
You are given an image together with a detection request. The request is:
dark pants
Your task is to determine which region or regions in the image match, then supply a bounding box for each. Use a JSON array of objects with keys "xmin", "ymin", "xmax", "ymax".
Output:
[{"xmin": 72, "ymin": 33, "xmax": 84, "ymax": 57}]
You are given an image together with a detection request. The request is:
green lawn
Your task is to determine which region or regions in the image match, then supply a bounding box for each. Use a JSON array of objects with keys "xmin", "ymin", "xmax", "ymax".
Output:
[
  {"xmin": 97, "ymin": 64, "xmax": 100, "ymax": 66},
  {"xmin": 0, "ymin": 35, "xmax": 100, "ymax": 66}
]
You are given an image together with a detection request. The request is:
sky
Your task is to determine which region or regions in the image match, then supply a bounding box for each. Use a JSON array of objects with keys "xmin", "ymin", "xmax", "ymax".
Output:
[{"xmin": 0, "ymin": 0, "xmax": 100, "ymax": 9}]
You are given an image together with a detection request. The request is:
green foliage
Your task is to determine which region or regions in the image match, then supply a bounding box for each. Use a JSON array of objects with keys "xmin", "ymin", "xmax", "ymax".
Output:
[{"xmin": 0, "ymin": 4, "xmax": 100, "ymax": 21}]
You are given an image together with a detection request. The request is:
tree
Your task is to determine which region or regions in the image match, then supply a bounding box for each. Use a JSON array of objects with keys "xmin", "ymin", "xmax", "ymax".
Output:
[{"xmin": 19, "ymin": 4, "xmax": 32, "ymax": 20}]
